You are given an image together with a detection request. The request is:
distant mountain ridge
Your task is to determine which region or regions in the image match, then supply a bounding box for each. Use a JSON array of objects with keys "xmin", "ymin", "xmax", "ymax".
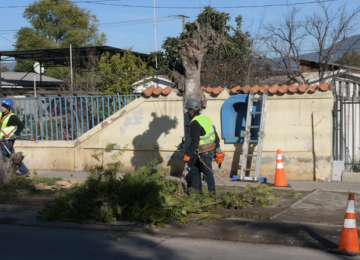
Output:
[
  {"xmin": 2, "ymin": 62, "xmax": 16, "ymax": 71},
  {"xmin": 301, "ymin": 34, "xmax": 360, "ymax": 62}
]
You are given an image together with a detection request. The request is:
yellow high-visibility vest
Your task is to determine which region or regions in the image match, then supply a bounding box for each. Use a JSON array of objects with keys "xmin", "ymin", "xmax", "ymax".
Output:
[
  {"xmin": 0, "ymin": 112, "xmax": 16, "ymax": 140},
  {"xmin": 190, "ymin": 114, "xmax": 216, "ymax": 146}
]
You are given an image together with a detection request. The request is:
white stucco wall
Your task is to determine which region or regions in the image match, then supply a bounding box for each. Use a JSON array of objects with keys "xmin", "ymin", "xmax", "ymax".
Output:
[{"xmin": 15, "ymin": 89, "xmax": 334, "ymax": 181}]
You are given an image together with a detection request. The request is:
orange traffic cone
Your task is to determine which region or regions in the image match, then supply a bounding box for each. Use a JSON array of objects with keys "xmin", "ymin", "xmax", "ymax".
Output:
[
  {"xmin": 329, "ymin": 194, "xmax": 360, "ymax": 256},
  {"xmin": 274, "ymin": 149, "xmax": 288, "ymax": 187}
]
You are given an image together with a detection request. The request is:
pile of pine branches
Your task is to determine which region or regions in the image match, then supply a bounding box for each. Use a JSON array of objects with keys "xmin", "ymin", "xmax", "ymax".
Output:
[{"xmin": 41, "ymin": 144, "xmax": 278, "ymax": 226}]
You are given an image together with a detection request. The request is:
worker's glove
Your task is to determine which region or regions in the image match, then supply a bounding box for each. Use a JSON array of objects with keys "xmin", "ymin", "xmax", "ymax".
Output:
[
  {"xmin": 215, "ymin": 148, "xmax": 225, "ymax": 164},
  {"xmin": 183, "ymin": 155, "xmax": 190, "ymax": 162}
]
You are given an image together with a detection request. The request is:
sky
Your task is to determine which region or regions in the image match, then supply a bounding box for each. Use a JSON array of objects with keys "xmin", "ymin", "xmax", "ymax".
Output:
[{"xmin": 0, "ymin": 0, "xmax": 359, "ymax": 57}]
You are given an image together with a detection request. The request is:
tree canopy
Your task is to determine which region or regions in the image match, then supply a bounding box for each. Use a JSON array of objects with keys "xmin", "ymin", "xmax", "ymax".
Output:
[
  {"xmin": 1, "ymin": 66, "xmax": 10, "ymax": 72},
  {"xmin": 97, "ymin": 51, "xmax": 154, "ymax": 95},
  {"xmin": 148, "ymin": 6, "xmax": 254, "ymax": 88},
  {"xmin": 15, "ymin": 0, "xmax": 106, "ymax": 72},
  {"xmin": 16, "ymin": 0, "xmax": 106, "ymax": 48}
]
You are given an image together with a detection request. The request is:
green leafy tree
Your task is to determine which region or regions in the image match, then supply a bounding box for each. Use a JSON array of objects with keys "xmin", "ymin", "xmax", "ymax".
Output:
[
  {"xmin": 1, "ymin": 66, "xmax": 10, "ymax": 72},
  {"xmin": 148, "ymin": 6, "xmax": 253, "ymax": 89},
  {"xmin": 97, "ymin": 51, "xmax": 154, "ymax": 95},
  {"xmin": 200, "ymin": 14, "xmax": 253, "ymax": 87},
  {"xmin": 337, "ymin": 50, "xmax": 360, "ymax": 67},
  {"xmin": 15, "ymin": 0, "xmax": 106, "ymax": 72}
]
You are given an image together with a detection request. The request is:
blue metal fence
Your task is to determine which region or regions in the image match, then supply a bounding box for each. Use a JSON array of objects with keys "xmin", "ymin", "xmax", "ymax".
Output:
[{"xmin": 3, "ymin": 95, "xmax": 139, "ymax": 141}]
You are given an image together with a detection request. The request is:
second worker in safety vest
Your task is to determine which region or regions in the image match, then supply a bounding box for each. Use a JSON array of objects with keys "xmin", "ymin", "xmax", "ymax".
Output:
[
  {"xmin": 0, "ymin": 99, "xmax": 30, "ymax": 177},
  {"xmin": 183, "ymin": 99, "xmax": 225, "ymax": 195}
]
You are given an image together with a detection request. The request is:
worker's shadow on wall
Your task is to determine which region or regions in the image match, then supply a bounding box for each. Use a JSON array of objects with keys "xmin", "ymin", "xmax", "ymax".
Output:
[{"xmin": 131, "ymin": 112, "xmax": 178, "ymax": 168}]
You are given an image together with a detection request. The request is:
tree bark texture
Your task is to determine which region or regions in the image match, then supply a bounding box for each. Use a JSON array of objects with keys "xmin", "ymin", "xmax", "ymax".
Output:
[
  {"xmin": 0, "ymin": 153, "xmax": 25, "ymax": 185},
  {"xmin": 177, "ymin": 23, "xmax": 224, "ymax": 109}
]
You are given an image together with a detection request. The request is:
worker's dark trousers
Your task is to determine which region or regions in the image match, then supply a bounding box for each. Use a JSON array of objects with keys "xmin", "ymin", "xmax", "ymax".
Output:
[
  {"xmin": 188, "ymin": 150, "xmax": 216, "ymax": 194},
  {"xmin": 1, "ymin": 140, "xmax": 29, "ymax": 175}
]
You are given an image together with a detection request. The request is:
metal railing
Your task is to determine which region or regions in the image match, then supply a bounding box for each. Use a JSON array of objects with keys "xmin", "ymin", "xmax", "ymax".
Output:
[
  {"xmin": 333, "ymin": 80, "xmax": 360, "ymax": 172},
  {"xmin": 3, "ymin": 95, "xmax": 139, "ymax": 141}
]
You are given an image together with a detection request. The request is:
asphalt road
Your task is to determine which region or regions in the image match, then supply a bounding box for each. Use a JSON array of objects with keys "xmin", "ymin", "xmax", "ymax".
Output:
[{"xmin": 0, "ymin": 224, "xmax": 354, "ymax": 260}]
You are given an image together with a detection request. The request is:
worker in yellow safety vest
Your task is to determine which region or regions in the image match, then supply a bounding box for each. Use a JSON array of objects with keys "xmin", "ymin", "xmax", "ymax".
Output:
[
  {"xmin": 183, "ymin": 99, "xmax": 225, "ymax": 195},
  {"xmin": 0, "ymin": 99, "xmax": 30, "ymax": 177}
]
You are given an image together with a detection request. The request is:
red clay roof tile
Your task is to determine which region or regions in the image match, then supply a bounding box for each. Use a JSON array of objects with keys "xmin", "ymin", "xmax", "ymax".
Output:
[
  {"xmin": 319, "ymin": 82, "xmax": 329, "ymax": 91},
  {"xmin": 212, "ymin": 86, "xmax": 224, "ymax": 95},
  {"xmin": 260, "ymin": 85, "xmax": 269, "ymax": 93},
  {"xmin": 153, "ymin": 87, "xmax": 163, "ymax": 95},
  {"xmin": 268, "ymin": 84, "xmax": 279, "ymax": 94},
  {"xmin": 141, "ymin": 83, "xmax": 331, "ymax": 97},
  {"xmin": 205, "ymin": 86, "xmax": 213, "ymax": 93},
  {"xmin": 231, "ymin": 86, "xmax": 241, "ymax": 93},
  {"xmin": 162, "ymin": 86, "xmax": 172, "ymax": 95},
  {"xmin": 309, "ymin": 84, "xmax": 318, "ymax": 92},
  {"xmin": 142, "ymin": 85, "xmax": 155, "ymax": 96},
  {"xmin": 279, "ymin": 84, "xmax": 288, "ymax": 93},
  {"xmin": 288, "ymin": 84, "xmax": 298, "ymax": 93},
  {"xmin": 252, "ymin": 85, "xmax": 260, "ymax": 93},
  {"xmin": 241, "ymin": 85, "xmax": 252, "ymax": 94},
  {"xmin": 298, "ymin": 83, "xmax": 308, "ymax": 92}
]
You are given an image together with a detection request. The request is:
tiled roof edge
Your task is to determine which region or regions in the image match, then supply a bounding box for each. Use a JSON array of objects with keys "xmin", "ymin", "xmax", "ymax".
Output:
[{"xmin": 141, "ymin": 83, "xmax": 332, "ymax": 97}]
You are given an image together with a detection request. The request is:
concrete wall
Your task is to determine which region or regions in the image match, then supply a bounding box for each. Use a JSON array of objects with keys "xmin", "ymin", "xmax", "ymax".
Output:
[{"xmin": 15, "ymin": 89, "xmax": 334, "ymax": 181}]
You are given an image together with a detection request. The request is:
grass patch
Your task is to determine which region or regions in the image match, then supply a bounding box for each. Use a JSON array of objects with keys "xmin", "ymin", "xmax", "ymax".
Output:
[
  {"xmin": 283, "ymin": 189, "xmax": 303, "ymax": 200},
  {"xmin": 0, "ymin": 175, "xmax": 62, "ymax": 199}
]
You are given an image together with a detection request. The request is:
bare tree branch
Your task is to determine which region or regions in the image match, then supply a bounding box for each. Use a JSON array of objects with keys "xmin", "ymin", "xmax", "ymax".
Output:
[{"xmin": 260, "ymin": 1, "xmax": 360, "ymax": 84}]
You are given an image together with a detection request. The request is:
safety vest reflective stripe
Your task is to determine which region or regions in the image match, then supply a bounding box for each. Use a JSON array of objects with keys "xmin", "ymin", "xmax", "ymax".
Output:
[
  {"xmin": 200, "ymin": 131, "xmax": 215, "ymax": 140},
  {"xmin": 1, "ymin": 129, "xmax": 15, "ymax": 138}
]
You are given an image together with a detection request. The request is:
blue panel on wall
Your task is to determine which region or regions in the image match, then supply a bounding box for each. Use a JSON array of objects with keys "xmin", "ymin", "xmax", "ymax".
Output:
[{"xmin": 221, "ymin": 94, "xmax": 261, "ymax": 143}]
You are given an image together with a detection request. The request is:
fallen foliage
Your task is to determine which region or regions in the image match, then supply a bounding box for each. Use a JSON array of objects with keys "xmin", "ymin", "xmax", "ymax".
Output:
[
  {"xmin": 0, "ymin": 175, "xmax": 62, "ymax": 199},
  {"xmin": 40, "ymin": 144, "xmax": 280, "ymax": 227}
]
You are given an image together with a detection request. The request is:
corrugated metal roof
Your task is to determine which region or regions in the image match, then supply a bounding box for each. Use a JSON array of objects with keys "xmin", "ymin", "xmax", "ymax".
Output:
[{"xmin": 1, "ymin": 72, "xmax": 63, "ymax": 87}]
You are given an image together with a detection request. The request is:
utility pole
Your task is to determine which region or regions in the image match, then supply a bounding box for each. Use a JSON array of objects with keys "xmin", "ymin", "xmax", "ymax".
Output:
[
  {"xmin": 70, "ymin": 44, "xmax": 73, "ymax": 91},
  {"xmin": 153, "ymin": 0, "xmax": 157, "ymax": 69},
  {"xmin": 178, "ymin": 15, "xmax": 189, "ymax": 33}
]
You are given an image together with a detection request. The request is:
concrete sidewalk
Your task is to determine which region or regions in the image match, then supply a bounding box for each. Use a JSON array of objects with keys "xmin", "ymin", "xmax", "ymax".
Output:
[{"xmin": 33, "ymin": 170, "xmax": 360, "ymax": 193}]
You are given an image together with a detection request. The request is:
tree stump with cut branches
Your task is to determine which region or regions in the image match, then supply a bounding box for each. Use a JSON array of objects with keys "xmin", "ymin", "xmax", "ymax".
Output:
[{"xmin": 0, "ymin": 152, "xmax": 25, "ymax": 185}]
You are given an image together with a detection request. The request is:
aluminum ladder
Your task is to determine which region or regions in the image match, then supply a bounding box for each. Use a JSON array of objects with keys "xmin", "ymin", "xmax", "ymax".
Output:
[{"xmin": 237, "ymin": 90, "xmax": 268, "ymax": 182}]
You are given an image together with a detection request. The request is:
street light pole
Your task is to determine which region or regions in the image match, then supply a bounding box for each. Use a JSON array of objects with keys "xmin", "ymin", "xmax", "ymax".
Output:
[{"xmin": 153, "ymin": 0, "xmax": 158, "ymax": 69}]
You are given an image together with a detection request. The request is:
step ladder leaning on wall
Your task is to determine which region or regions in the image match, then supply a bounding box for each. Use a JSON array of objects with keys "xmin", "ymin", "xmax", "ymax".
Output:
[{"xmin": 234, "ymin": 90, "xmax": 268, "ymax": 182}]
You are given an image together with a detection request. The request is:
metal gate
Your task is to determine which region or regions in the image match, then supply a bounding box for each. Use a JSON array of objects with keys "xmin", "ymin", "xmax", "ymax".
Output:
[
  {"xmin": 333, "ymin": 80, "xmax": 360, "ymax": 172},
  {"xmin": 4, "ymin": 94, "xmax": 139, "ymax": 141}
]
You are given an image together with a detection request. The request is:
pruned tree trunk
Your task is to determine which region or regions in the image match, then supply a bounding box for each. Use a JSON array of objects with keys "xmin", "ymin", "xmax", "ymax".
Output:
[
  {"xmin": 0, "ymin": 153, "xmax": 25, "ymax": 185},
  {"xmin": 178, "ymin": 40, "xmax": 207, "ymax": 108}
]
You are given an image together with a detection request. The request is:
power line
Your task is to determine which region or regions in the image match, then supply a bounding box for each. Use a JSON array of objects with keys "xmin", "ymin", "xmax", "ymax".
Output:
[
  {"xmin": 99, "ymin": 15, "xmax": 181, "ymax": 26},
  {"xmin": 1, "ymin": 16, "xmax": 183, "ymax": 31},
  {"xmin": 99, "ymin": 16, "xmax": 182, "ymax": 28},
  {"xmin": 0, "ymin": 35, "xmax": 14, "ymax": 43},
  {"xmin": 75, "ymin": 0, "xmax": 342, "ymax": 9},
  {"xmin": 0, "ymin": 0, "xmax": 342, "ymax": 9}
]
